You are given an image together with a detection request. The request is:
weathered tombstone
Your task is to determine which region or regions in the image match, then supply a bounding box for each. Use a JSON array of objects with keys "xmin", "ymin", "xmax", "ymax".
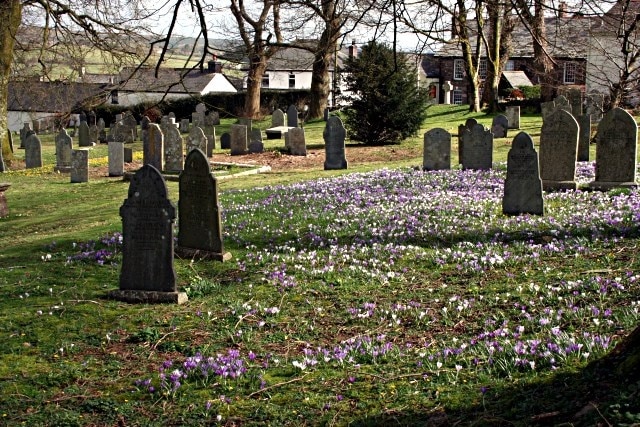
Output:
[
  {"xmin": 124, "ymin": 147, "xmax": 133, "ymax": 163},
  {"xmin": 539, "ymin": 109, "xmax": 578, "ymax": 191},
  {"xmin": 423, "ymin": 128, "xmax": 451, "ymax": 171},
  {"xmin": 79, "ymin": 112, "xmax": 87, "ymax": 123},
  {"xmin": 54, "ymin": 128, "xmax": 73, "ymax": 172},
  {"xmin": 164, "ymin": 124, "xmax": 184, "ymax": 172},
  {"xmin": 289, "ymin": 128, "xmax": 307, "ymax": 156},
  {"xmin": 323, "ymin": 116, "xmax": 347, "ymax": 170},
  {"xmin": 108, "ymin": 141, "xmax": 125, "ymax": 177},
  {"xmin": 19, "ymin": 123, "xmax": 32, "ymax": 149},
  {"xmin": 0, "ymin": 183, "xmax": 10, "ymax": 217},
  {"xmin": 238, "ymin": 117, "xmax": 252, "ymax": 129},
  {"xmin": 168, "ymin": 112, "xmax": 176, "ymax": 120},
  {"xmin": 461, "ymin": 124, "xmax": 493, "ymax": 170},
  {"xmin": 248, "ymin": 129, "xmax": 263, "ymax": 153},
  {"xmin": 70, "ymin": 149, "xmax": 89, "ymax": 183},
  {"xmin": 207, "ymin": 111, "xmax": 220, "ymax": 126},
  {"xmin": 554, "ymin": 95, "xmax": 571, "ymax": 114},
  {"xmin": 458, "ymin": 118, "xmax": 478, "ymax": 164},
  {"xmin": 272, "ymin": 109, "xmax": 285, "ymax": 127},
  {"xmin": 186, "ymin": 126, "xmax": 208, "ymax": 155},
  {"xmin": 109, "ymin": 164, "xmax": 186, "ymax": 304},
  {"xmin": 195, "ymin": 103, "xmax": 207, "ymax": 126},
  {"xmin": 287, "ymin": 104, "xmax": 298, "ymax": 128},
  {"xmin": 205, "ymin": 128, "xmax": 216, "ymax": 156},
  {"xmin": 122, "ymin": 112, "xmax": 138, "ymax": 140},
  {"xmin": 505, "ymin": 106, "xmax": 520, "ymax": 129},
  {"xmin": 577, "ymin": 114, "xmax": 591, "ymax": 162},
  {"xmin": 589, "ymin": 107, "xmax": 638, "ymax": 190},
  {"xmin": 567, "ymin": 88, "xmax": 583, "ymax": 116},
  {"xmin": 88, "ymin": 111, "xmax": 97, "ymax": 126},
  {"xmin": 89, "ymin": 124, "xmax": 99, "ymax": 144},
  {"xmin": 176, "ymin": 149, "xmax": 232, "ymax": 261},
  {"xmin": 24, "ymin": 133, "xmax": 42, "ymax": 168},
  {"xmin": 585, "ymin": 93, "xmax": 604, "ymax": 123},
  {"xmin": 491, "ymin": 114, "xmax": 509, "ymax": 138},
  {"xmin": 230, "ymin": 124, "xmax": 248, "ymax": 155},
  {"xmin": 98, "ymin": 128, "xmax": 107, "ymax": 144},
  {"xmin": 180, "ymin": 119, "xmax": 190, "ymax": 134},
  {"xmin": 502, "ymin": 132, "xmax": 544, "ymax": 216},
  {"xmin": 97, "ymin": 117, "xmax": 106, "ymax": 132},
  {"xmin": 144, "ymin": 123, "xmax": 164, "ymax": 171},
  {"xmin": 540, "ymin": 100, "xmax": 556, "ymax": 120},
  {"xmin": 140, "ymin": 116, "xmax": 150, "ymax": 146},
  {"xmin": 220, "ymin": 132, "xmax": 231, "ymax": 150}
]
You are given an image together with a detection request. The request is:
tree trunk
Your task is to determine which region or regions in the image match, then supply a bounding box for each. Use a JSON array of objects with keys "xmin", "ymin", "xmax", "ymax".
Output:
[
  {"xmin": 483, "ymin": 0, "xmax": 502, "ymax": 113},
  {"xmin": 0, "ymin": 0, "xmax": 22, "ymax": 161},
  {"xmin": 309, "ymin": 47, "xmax": 333, "ymax": 119},
  {"xmin": 531, "ymin": 0, "xmax": 554, "ymax": 101},
  {"xmin": 244, "ymin": 58, "xmax": 267, "ymax": 119}
]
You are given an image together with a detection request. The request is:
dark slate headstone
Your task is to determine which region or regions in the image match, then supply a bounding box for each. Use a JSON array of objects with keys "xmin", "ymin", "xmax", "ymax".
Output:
[
  {"xmin": 122, "ymin": 112, "xmax": 138, "ymax": 140},
  {"xmin": 505, "ymin": 106, "xmax": 520, "ymax": 129},
  {"xmin": 220, "ymin": 132, "xmax": 231, "ymax": 149},
  {"xmin": 287, "ymin": 104, "xmax": 298, "ymax": 128},
  {"xmin": 19, "ymin": 122, "xmax": 32, "ymax": 149},
  {"xmin": 78, "ymin": 121, "xmax": 93, "ymax": 147},
  {"xmin": 110, "ymin": 165, "xmax": 185, "ymax": 304},
  {"xmin": 423, "ymin": 128, "xmax": 451, "ymax": 171},
  {"xmin": 539, "ymin": 109, "xmax": 578, "ymax": 191},
  {"xmin": 249, "ymin": 129, "xmax": 263, "ymax": 153},
  {"xmin": 70, "ymin": 149, "xmax": 89, "ymax": 183},
  {"xmin": 230, "ymin": 124, "xmax": 248, "ymax": 155},
  {"xmin": 567, "ymin": 88, "xmax": 582, "ymax": 116},
  {"xmin": 144, "ymin": 123, "xmax": 164, "ymax": 171},
  {"xmin": 176, "ymin": 149, "xmax": 231, "ymax": 262},
  {"xmin": 491, "ymin": 114, "xmax": 509, "ymax": 138},
  {"xmin": 272, "ymin": 109, "xmax": 285, "ymax": 127},
  {"xmin": 502, "ymin": 132, "xmax": 544, "ymax": 216},
  {"xmin": 54, "ymin": 128, "xmax": 73, "ymax": 172},
  {"xmin": 124, "ymin": 147, "xmax": 133, "ymax": 163},
  {"xmin": 24, "ymin": 133, "xmax": 42, "ymax": 169},
  {"xmin": 289, "ymin": 128, "xmax": 307, "ymax": 156},
  {"xmin": 180, "ymin": 119, "xmax": 190, "ymax": 134},
  {"xmin": 323, "ymin": 116, "xmax": 347, "ymax": 170},
  {"xmin": 108, "ymin": 141, "xmax": 124, "ymax": 177},
  {"xmin": 140, "ymin": 116, "xmax": 150, "ymax": 146},
  {"xmin": 577, "ymin": 114, "xmax": 591, "ymax": 162},
  {"xmin": 458, "ymin": 118, "xmax": 477, "ymax": 164},
  {"xmin": 205, "ymin": 127, "xmax": 216, "ymax": 156},
  {"xmin": 590, "ymin": 107, "xmax": 638, "ymax": 190},
  {"xmin": 461, "ymin": 124, "xmax": 493, "ymax": 170},
  {"xmin": 208, "ymin": 111, "xmax": 220, "ymax": 126}
]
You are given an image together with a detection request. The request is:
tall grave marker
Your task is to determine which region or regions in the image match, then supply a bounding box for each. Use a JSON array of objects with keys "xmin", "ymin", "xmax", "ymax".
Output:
[
  {"xmin": 164, "ymin": 123, "xmax": 184, "ymax": 172},
  {"xmin": 24, "ymin": 133, "xmax": 42, "ymax": 169},
  {"xmin": 144, "ymin": 124, "xmax": 164, "ymax": 171},
  {"xmin": 461, "ymin": 124, "xmax": 493, "ymax": 170},
  {"xmin": 109, "ymin": 165, "xmax": 186, "ymax": 304},
  {"xmin": 539, "ymin": 109, "xmax": 578, "ymax": 191},
  {"xmin": 54, "ymin": 128, "xmax": 73, "ymax": 172},
  {"xmin": 176, "ymin": 149, "xmax": 231, "ymax": 261},
  {"xmin": 502, "ymin": 132, "xmax": 544, "ymax": 215},
  {"xmin": 230, "ymin": 124, "xmax": 248, "ymax": 155},
  {"xmin": 323, "ymin": 116, "xmax": 347, "ymax": 170},
  {"xmin": 423, "ymin": 128, "xmax": 451, "ymax": 170}
]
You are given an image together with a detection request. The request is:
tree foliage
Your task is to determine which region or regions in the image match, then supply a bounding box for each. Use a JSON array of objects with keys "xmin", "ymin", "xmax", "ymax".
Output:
[{"xmin": 342, "ymin": 41, "xmax": 429, "ymax": 145}]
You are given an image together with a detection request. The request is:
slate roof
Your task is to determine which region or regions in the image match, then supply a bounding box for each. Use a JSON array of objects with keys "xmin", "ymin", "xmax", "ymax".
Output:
[
  {"xmin": 239, "ymin": 45, "xmax": 351, "ymax": 71},
  {"xmin": 435, "ymin": 15, "xmax": 592, "ymax": 59},
  {"xmin": 502, "ymin": 71, "xmax": 533, "ymax": 87},
  {"xmin": 116, "ymin": 67, "xmax": 235, "ymax": 93},
  {"xmin": 7, "ymin": 81, "xmax": 108, "ymax": 113}
]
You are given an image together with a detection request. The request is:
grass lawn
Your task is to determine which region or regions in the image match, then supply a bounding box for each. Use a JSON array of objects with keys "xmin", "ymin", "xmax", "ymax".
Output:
[{"xmin": 0, "ymin": 106, "xmax": 639, "ymax": 426}]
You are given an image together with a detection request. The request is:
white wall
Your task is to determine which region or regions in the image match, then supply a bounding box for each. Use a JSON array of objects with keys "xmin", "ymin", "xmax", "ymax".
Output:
[{"xmin": 8, "ymin": 111, "xmax": 55, "ymax": 132}]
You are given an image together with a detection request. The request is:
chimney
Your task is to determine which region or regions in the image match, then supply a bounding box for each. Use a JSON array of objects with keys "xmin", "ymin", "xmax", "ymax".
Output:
[
  {"xmin": 208, "ymin": 54, "xmax": 223, "ymax": 73},
  {"xmin": 348, "ymin": 40, "xmax": 357, "ymax": 59}
]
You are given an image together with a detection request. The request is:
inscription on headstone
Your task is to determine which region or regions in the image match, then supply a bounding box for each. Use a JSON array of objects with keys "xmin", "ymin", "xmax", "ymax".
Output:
[
  {"xmin": 289, "ymin": 128, "xmax": 307, "ymax": 156},
  {"xmin": 70, "ymin": 149, "xmax": 89, "ymax": 183},
  {"xmin": 164, "ymin": 123, "xmax": 184, "ymax": 172},
  {"xmin": 186, "ymin": 126, "xmax": 208, "ymax": 155},
  {"xmin": 505, "ymin": 106, "xmax": 520, "ymax": 129},
  {"xmin": 323, "ymin": 116, "xmax": 347, "ymax": 170},
  {"xmin": 176, "ymin": 149, "xmax": 231, "ymax": 261},
  {"xmin": 423, "ymin": 128, "xmax": 451, "ymax": 171},
  {"xmin": 502, "ymin": 132, "xmax": 544, "ymax": 215},
  {"xmin": 108, "ymin": 141, "xmax": 125, "ymax": 177},
  {"xmin": 24, "ymin": 133, "xmax": 42, "ymax": 169},
  {"xmin": 461, "ymin": 124, "xmax": 493, "ymax": 170},
  {"xmin": 230, "ymin": 124, "xmax": 248, "ymax": 155},
  {"xmin": 539, "ymin": 109, "xmax": 578, "ymax": 191},
  {"xmin": 54, "ymin": 128, "xmax": 73, "ymax": 172}
]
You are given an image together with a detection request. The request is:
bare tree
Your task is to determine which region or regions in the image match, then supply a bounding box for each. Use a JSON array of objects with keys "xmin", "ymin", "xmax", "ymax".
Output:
[{"xmin": 0, "ymin": 1, "xmax": 21, "ymax": 157}]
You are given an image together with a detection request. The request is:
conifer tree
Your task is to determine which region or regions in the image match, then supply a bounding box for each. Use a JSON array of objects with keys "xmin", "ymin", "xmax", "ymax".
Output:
[{"xmin": 342, "ymin": 41, "xmax": 429, "ymax": 145}]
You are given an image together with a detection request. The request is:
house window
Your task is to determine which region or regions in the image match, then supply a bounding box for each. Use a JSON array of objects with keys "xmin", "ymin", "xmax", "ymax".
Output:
[
  {"xmin": 111, "ymin": 90, "xmax": 119, "ymax": 105},
  {"xmin": 452, "ymin": 89, "xmax": 463, "ymax": 105},
  {"xmin": 564, "ymin": 62, "xmax": 577, "ymax": 84},
  {"xmin": 478, "ymin": 58, "xmax": 488, "ymax": 80},
  {"xmin": 505, "ymin": 60, "xmax": 515, "ymax": 71},
  {"xmin": 261, "ymin": 73, "xmax": 270, "ymax": 88},
  {"xmin": 289, "ymin": 73, "xmax": 296, "ymax": 89},
  {"xmin": 454, "ymin": 59, "xmax": 465, "ymax": 80}
]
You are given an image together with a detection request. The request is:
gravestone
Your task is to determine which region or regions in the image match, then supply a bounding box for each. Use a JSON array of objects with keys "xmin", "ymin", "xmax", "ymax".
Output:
[
  {"xmin": 98, "ymin": 128, "xmax": 107, "ymax": 144},
  {"xmin": 502, "ymin": 132, "xmax": 544, "ymax": 216},
  {"xmin": 19, "ymin": 123, "xmax": 32, "ymax": 149},
  {"xmin": 108, "ymin": 141, "xmax": 125, "ymax": 177},
  {"xmin": 79, "ymin": 112, "xmax": 87, "ymax": 123},
  {"xmin": 289, "ymin": 128, "xmax": 307, "ymax": 156},
  {"xmin": 122, "ymin": 112, "xmax": 138, "ymax": 140},
  {"xmin": 109, "ymin": 164, "xmax": 185, "ymax": 304},
  {"xmin": 78, "ymin": 121, "xmax": 93, "ymax": 147},
  {"xmin": 554, "ymin": 95, "xmax": 571, "ymax": 114},
  {"xmin": 54, "ymin": 128, "xmax": 73, "ymax": 172},
  {"xmin": 287, "ymin": 105, "xmax": 298, "ymax": 128},
  {"xmin": 220, "ymin": 132, "xmax": 231, "ymax": 149},
  {"xmin": 124, "ymin": 147, "xmax": 133, "ymax": 163},
  {"xmin": 88, "ymin": 111, "xmax": 97, "ymax": 126},
  {"xmin": 0, "ymin": 183, "xmax": 9, "ymax": 217},
  {"xmin": 505, "ymin": 106, "xmax": 520, "ymax": 129},
  {"xmin": 272, "ymin": 109, "xmax": 285, "ymax": 127},
  {"xmin": 423, "ymin": 128, "xmax": 451, "ymax": 171},
  {"xmin": 140, "ymin": 116, "xmax": 150, "ymax": 146},
  {"xmin": 24, "ymin": 133, "xmax": 42, "ymax": 169},
  {"xmin": 323, "ymin": 116, "xmax": 347, "ymax": 170},
  {"xmin": 186, "ymin": 126, "xmax": 208, "ymax": 155},
  {"xmin": 176, "ymin": 149, "xmax": 232, "ymax": 261},
  {"xmin": 589, "ymin": 107, "xmax": 638, "ymax": 190},
  {"xmin": 70, "ymin": 149, "xmax": 89, "ymax": 183},
  {"xmin": 194, "ymin": 103, "xmax": 207, "ymax": 126},
  {"xmin": 461, "ymin": 124, "xmax": 493, "ymax": 170},
  {"xmin": 458, "ymin": 118, "xmax": 477, "ymax": 164},
  {"xmin": 585, "ymin": 93, "xmax": 604, "ymax": 123},
  {"xmin": 97, "ymin": 117, "xmax": 106, "ymax": 133},
  {"xmin": 491, "ymin": 114, "xmax": 509, "ymax": 138},
  {"xmin": 144, "ymin": 124, "xmax": 164, "ymax": 171},
  {"xmin": 539, "ymin": 109, "xmax": 578, "ymax": 191},
  {"xmin": 540, "ymin": 100, "xmax": 556, "ymax": 120},
  {"xmin": 88, "ymin": 123, "xmax": 98, "ymax": 143},
  {"xmin": 168, "ymin": 112, "xmax": 176, "ymax": 120},
  {"xmin": 238, "ymin": 117, "xmax": 252, "ymax": 129},
  {"xmin": 577, "ymin": 114, "xmax": 591, "ymax": 162},
  {"xmin": 567, "ymin": 88, "xmax": 582, "ymax": 116},
  {"xmin": 249, "ymin": 129, "xmax": 263, "ymax": 153},
  {"xmin": 205, "ymin": 127, "xmax": 216, "ymax": 156},
  {"xmin": 230, "ymin": 124, "xmax": 248, "ymax": 155},
  {"xmin": 207, "ymin": 111, "xmax": 220, "ymax": 126},
  {"xmin": 164, "ymin": 124, "xmax": 184, "ymax": 173},
  {"xmin": 180, "ymin": 119, "xmax": 190, "ymax": 134}
]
